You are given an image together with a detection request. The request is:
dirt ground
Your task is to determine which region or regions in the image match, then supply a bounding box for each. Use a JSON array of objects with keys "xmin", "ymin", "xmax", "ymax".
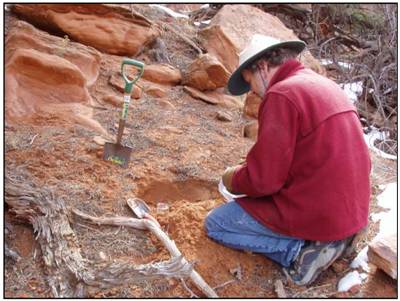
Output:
[{"xmin": 4, "ymin": 5, "xmax": 397, "ymax": 298}]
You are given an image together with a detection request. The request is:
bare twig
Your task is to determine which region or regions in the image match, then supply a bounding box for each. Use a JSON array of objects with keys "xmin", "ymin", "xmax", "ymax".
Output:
[
  {"xmin": 160, "ymin": 22, "xmax": 203, "ymax": 55},
  {"xmin": 212, "ymin": 279, "xmax": 236, "ymax": 291},
  {"xmin": 292, "ymin": 283, "xmax": 332, "ymax": 297},
  {"xmin": 29, "ymin": 134, "xmax": 38, "ymax": 145},
  {"xmin": 180, "ymin": 278, "xmax": 199, "ymax": 298}
]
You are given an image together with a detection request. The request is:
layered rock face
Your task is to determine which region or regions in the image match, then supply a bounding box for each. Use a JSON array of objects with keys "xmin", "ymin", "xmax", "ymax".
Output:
[
  {"xmin": 5, "ymin": 21, "xmax": 101, "ymax": 85},
  {"xmin": 11, "ymin": 4, "xmax": 160, "ymax": 56},
  {"xmin": 5, "ymin": 20, "xmax": 108, "ymax": 136}
]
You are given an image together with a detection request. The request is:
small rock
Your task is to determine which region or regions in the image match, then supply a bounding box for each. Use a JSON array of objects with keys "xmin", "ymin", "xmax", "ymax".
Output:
[
  {"xmin": 243, "ymin": 121, "xmax": 258, "ymax": 140},
  {"xmin": 349, "ymin": 284, "xmax": 361, "ymax": 294},
  {"xmin": 182, "ymin": 53, "xmax": 230, "ymax": 91},
  {"xmin": 99, "ymin": 251, "xmax": 107, "ymax": 261},
  {"xmin": 216, "ymin": 111, "xmax": 232, "ymax": 122},
  {"xmin": 229, "ymin": 266, "xmax": 242, "ymax": 280},
  {"xmin": 243, "ymin": 91, "xmax": 262, "ymax": 119},
  {"xmin": 183, "ymin": 86, "xmax": 220, "ymax": 105},
  {"xmin": 274, "ymin": 279, "xmax": 287, "ymax": 298},
  {"xmin": 332, "ymin": 291, "xmax": 350, "ymax": 298},
  {"xmin": 93, "ymin": 136, "xmax": 108, "ymax": 146},
  {"xmin": 144, "ymin": 84, "xmax": 169, "ymax": 98},
  {"xmin": 96, "ymin": 149, "xmax": 104, "ymax": 159},
  {"xmin": 142, "ymin": 64, "xmax": 181, "ymax": 85},
  {"xmin": 156, "ymin": 99, "xmax": 176, "ymax": 110},
  {"xmin": 102, "ymin": 94, "xmax": 122, "ymax": 107},
  {"xmin": 331, "ymin": 259, "xmax": 348, "ymax": 273}
]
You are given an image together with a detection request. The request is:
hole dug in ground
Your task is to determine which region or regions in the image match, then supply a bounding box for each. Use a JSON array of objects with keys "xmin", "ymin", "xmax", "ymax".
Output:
[{"xmin": 136, "ymin": 178, "xmax": 220, "ymax": 205}]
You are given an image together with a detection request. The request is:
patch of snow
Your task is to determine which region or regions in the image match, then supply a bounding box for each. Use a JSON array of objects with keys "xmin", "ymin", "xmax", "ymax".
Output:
[
  {"xmin": 371, "ymin": 182, "xmax": 397, "ymax": 238},
  {"xmin": 338, "ymin": 271, "xmax": 362, "ymax": 292},
  {"xmin": 218, "ymin": 179, "xmax": 246, "ymax": 202},
  {"xmin": 360, "ymin": 273, "xmax": 368, "ymax": 281},
  {"xmin": 194, "ymin": 20, "xmax": 211, "ymax": 27},
  {"xmin": 200, "ymin": 4, "xmax": 210, "ymax": 9},
  {"xmin": 321, "ymin": 59, "xmax": 352, "ymax": 69},
  {"xmin": 363, "ymin": 127, "xmax": 397, "ymax": 160},
  {"xmin": 340, "ymin": 81, "xmax": 363, "ymax": 103},
  {"xmin": 350, "ymin": 246, "xmax": 370, "ymax": 272},
  {"xmin": 149, "ymin": 4, "xmax": 189, "ymax": 19},
  {"xmin": 377, "ymin": 182, "xmax": 397, "ymax": 210}
]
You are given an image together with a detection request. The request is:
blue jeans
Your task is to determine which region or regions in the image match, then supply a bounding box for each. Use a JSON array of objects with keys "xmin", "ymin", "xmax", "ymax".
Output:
[{"xmin": 205, "ymin": 201, "xmax": 305, "ymax": 267}]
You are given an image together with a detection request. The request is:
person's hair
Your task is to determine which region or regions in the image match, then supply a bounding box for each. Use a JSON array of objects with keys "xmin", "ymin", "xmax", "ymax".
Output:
[{"xmin": 261, "ymin": 47, "xmax": 300, "ymax": 67}]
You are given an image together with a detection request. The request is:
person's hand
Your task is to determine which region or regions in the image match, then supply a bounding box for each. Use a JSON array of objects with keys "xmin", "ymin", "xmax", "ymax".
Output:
[{"xmin": 222, "ymin": 165, "xmax": 241, "ymax": 193}]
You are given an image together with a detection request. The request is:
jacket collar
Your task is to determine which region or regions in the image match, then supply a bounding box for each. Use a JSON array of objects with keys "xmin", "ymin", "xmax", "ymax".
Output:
[{"xmin": 266, "ymin": 59, "xmax": 304, "ymax": 92}]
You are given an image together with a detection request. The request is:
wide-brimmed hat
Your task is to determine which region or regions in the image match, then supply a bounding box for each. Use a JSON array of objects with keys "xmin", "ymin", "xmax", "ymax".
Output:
[{"xmin": 228, "ymin": 34, "xmax": 306, "ymax": 95}]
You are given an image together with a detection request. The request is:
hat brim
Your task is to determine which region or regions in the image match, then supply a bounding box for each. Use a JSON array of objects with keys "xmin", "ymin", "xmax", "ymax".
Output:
[{"xmin": 228, "ymin": 40, "xmax": 306, "ymax": 95}]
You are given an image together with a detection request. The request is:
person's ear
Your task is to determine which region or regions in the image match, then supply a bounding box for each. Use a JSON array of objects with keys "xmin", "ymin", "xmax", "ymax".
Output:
[{"xmin": 257, "ymin": 59, "xmax": 268, "ymax": 72}]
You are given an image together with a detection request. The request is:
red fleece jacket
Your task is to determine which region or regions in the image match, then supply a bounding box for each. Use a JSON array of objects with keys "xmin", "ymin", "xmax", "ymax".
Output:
[{"xmin": 232, "ymin": 59, "xmax": 371, "ymax": 241}]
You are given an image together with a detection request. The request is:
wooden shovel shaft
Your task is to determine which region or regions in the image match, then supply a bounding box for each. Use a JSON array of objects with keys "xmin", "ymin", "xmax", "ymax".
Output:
[
  {"xmin": 116, "ymin": 93, "xmax": 131, "ymax": 144},
  {"xmin": 116, "ymin": 118, "xmax": 126, "ymax": 145}
]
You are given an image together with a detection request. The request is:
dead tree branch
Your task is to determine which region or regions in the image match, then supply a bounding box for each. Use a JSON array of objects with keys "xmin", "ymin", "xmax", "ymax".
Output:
[
  {"xmin": 160, "ymin": 22, "xmax": 203, "ymax": 55},
  {"xmin": 5, "ymin": 166, "xmax": 192, "ymax": 297},
  {"xmin": 72, "ymin": 204, "xmax": 219, "ymax": 298}
]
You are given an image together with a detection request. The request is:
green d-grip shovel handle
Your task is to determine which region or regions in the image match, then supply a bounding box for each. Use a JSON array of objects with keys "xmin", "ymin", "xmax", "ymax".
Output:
[
  {"xmin": 121, "ymin": 58, "xmax": 144, "ymax": 94},
  {"xmin": 116, "ymin": 58, "xmax": 144, "ymax": 146}
]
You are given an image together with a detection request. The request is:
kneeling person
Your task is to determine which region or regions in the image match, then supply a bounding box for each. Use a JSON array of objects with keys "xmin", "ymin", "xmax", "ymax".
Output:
[{"xmin": 205, "ymin": 35, "xmax": 371, "ymax": 286}]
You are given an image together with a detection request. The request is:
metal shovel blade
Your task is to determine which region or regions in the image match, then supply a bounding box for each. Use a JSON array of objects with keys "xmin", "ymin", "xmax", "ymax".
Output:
[
  {"xmin": 127, "ymin": 198, "xmax": 150, "ymax": 218},
  {"xmin": 103, "ymin": 142, "xmax": 132, "ymax": 168}
]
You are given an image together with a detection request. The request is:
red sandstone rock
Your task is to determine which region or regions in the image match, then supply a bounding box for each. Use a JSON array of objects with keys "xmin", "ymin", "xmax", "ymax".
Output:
[
  {"xmin": 243, "ymin": 92, "xmax": 262, "ymax": 119},
  {"xmin": 142, "ymin": 64, "xmax": 181, "ymax": 85},
  {"xmin": 183, "ymin": 86, "xmax": 243, "ymax": 109},
  {"xmin": 12, "ymin": 4, "xmax": 160, "ymax": 56},
  {"xmin": 368, "ymin": 234, "xmax": 397, "ymax": 279},
  {"xmin": 5, "ymin": 20, "xmax": 101, "ymax": 86},
  {"xmin": 5, "ymin": 48, "xmax": 108, "ymax": 137},
  {"xmin": 200, "ymin": 4, "xmax": 325, "ymax": 75},
  {"xmin": 182, "ymin": 54, "xmax": 230, "ymax": 91},
  {"xmin": 243, "ymin": 121, "xmax": 258, "ymax": 140}
]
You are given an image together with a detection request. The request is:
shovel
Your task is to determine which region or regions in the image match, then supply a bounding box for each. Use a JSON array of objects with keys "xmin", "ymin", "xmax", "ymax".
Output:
[
  {"xmin": 127, "ymin": 198, "xmax": 161, "ymax": 227},
  {"xmin": 103, "ymin": 58, "xmax": 144, "ymax": 168}
]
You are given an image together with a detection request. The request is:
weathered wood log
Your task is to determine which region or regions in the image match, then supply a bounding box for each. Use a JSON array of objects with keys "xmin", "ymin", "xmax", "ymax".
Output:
[
  {"xmin": 5, "ymin": 166, "xmax": 192, "ymax": 297},
  {"xmin": 368, "ymin": 234, "xmax": 397, "ymax": 279},
  {"xmin": 72, "ymin": 204, "xmax": 219, "ymax": 298}
]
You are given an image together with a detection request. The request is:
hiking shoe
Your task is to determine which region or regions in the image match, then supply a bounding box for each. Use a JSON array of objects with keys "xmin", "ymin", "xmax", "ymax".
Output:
[{"xmin": 282, "ymin": 238, "xmax": 352, "ymax": 286}]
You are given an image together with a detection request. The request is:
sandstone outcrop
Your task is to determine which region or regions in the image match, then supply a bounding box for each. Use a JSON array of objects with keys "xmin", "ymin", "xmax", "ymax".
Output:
[
  {"xmin": 200, "ymin": 4, "xmax": 325, "ymax": 75},
  {"xmin": 183, "ymin": 86, "xmax": 243, "ymax": 109},
  {"xmin": 182, "ymin": 54, "xmax": 230, "ymax": 91},
  {"xmin": 6, "ymin": 20, "xmax": 101, "ymax": 86},
  {"xmin": 5, "ymin": 43, "xmax": 107, "ymax": 136},
  {"xmin": 142, "ymin": 64, "xmax": 181, "ymax": 85},
  {"xmin": 11, "ymin": 4, "xmax": 160, "ymax": 56}
]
